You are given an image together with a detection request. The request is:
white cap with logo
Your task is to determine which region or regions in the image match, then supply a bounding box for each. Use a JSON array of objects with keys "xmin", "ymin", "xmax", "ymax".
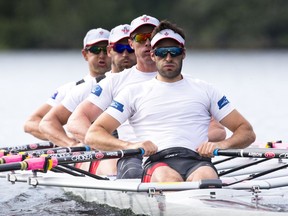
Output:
[
  {"xmin": 151, "ymin": 29, "xmax": 185, "ymax": 48},
  {"xmin": 130, "ymin": 14, "xmax": 160, "ymax": 35},
  {"xmin": 83, "ymin": 28, "xmax": 110, "ymax": 48},
  {"xmin": 109, "ymin": 24, "xmax": 130, "ymax": 44}
]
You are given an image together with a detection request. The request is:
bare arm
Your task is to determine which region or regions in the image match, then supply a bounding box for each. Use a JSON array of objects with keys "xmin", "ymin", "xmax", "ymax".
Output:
[
  {"xmin": 85, "ymin": 112, "xmax": 158, "ymax": 156},
  {"xmin": 197, "ymin": 109, "xmax": 256, "ymax": 157},
  {"xmin": 66, "ymin": 100, "xmax": 104, "ymax": 143},
  {"xmin": 39, "ymin": 104, "xmax": 78, "ymax": 147},
  {"xmin": 208, "ymin": 117, "xmax": 226, "ymax": 142},
  {"xmin": 23, "ymin": 103, "xmax": 52, "ymax": 140}
]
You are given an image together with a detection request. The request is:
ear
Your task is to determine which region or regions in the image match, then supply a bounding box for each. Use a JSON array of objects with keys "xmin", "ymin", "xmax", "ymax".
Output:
[
  {"xmin": 107, "ymin": 46, "xmax": 112, "ymax": 57},
  {"xmin": 150, "ymin": 50, "xmax": 156, "ymax": 62},
  {"xmin": 82, "ymin": 49, "xmax": 88, "ymax": 61},
  {"xmin": 182, "ymin": 48, "xmax": 186, "ymax": 60},
  {"xmin": 128, "ymin": 38, "xmax": 134, "ymax": 49}
]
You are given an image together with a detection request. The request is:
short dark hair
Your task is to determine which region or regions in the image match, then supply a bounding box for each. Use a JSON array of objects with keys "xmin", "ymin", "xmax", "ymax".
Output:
[{"xmin": 151, "ymin": 20, "xmax": 185, "ymax": 40}]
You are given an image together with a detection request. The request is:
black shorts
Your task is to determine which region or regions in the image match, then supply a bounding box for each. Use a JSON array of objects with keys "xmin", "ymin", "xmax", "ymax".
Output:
[
  {"xmin": 117, "ymin": 155, "xmax": 143, "ymax": 179},
  {"xmin": 142, "ymin": 147, "xmax": 218, "ymax": 182}
]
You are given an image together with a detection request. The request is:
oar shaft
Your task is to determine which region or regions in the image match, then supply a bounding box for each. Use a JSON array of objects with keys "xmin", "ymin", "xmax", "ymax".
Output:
[
  {"xmin": 24, "ymin": 145, "xmax": 90, "ymax": 156},
  {"xmin": 56, "ymin": 148, "xmax": 144, "ymax": 165},
  {"xmin": 1, "ymin": 141, "xmax": 56, "ymax": 152},
  {"xmin": 214, "ymin": 148, "xmax": 288, "ymax": 159},
  {"xmin": 0, "ymin": 148, "xmax": 144, "ymax": 172},
  {"xmin": 0, "ymin": 146, "xmax": 91, "ymax": 163}
]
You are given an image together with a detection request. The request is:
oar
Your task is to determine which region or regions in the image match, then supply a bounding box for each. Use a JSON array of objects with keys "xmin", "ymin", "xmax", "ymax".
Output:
[
  {"xmin": 0, "ymin": 145, "xmax": 91, "ymax": 164},
  {"xmin": 218, "ymin": 158, "xmax": 270, "ymax": 176},
  {"xmin": 213, "ymin": 148, "xmax": 288, "ymax": 159},
  {"xmin": 213, "ymin": 140, "xmax": 283, "ymax": 166},
  {"xmin": 223, "ymin": 162, "xmax": 288, "ymax": 186},
  {"xmin": 0, "ymin": 148, "xmax": 144, "ymax": 172},
  {"xmin": 0, "ymin": 141, "xmax": 56, "ymax": 152}
]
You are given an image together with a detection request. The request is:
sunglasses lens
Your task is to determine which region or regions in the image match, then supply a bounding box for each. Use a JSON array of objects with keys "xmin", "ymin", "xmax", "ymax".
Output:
[
  {"xmin": 154, "ymin": 47, "xmax": 183, "ymax": 58},
  {"xmin": 87, "ymin": 46, "xmax": 107, "ymax": 54},
  {"xmin": 133, "ymin": 33, "xmax": 152, "ymax": 43},
  {"xmin": 113, "ymin": 44, "xmax": 134, "ymax": 53}
]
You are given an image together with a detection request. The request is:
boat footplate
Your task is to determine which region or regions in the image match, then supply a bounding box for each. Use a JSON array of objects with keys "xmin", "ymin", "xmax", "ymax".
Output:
[{"xmin": 199, "ymin": 179, "xmax": 222, "ymax": 189}]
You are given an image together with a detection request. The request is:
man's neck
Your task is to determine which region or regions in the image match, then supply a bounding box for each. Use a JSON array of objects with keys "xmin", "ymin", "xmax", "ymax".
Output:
[{"xmin": 136, "ymin": 62, "xmax": 157, "ymax": 72}]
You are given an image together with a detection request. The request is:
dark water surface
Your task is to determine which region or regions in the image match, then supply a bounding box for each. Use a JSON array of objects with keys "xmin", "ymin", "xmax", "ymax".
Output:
[{"xmin": 0, "ymin": 177, "xmax": 140, "ymax": 216}]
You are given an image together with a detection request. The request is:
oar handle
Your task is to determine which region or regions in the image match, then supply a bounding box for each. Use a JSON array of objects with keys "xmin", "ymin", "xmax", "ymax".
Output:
[{"xmin": 213, "ymin": 148, "xmax": 288, "ymax": 159}]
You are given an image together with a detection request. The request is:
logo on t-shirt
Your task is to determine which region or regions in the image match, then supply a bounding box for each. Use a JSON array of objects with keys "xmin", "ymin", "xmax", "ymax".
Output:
[
  {"xmin": 217, "ymin": 96, "xmax": 229, "ymax": 109},
  {"xmin": 51, "ymin": 91, "xmax": 58, "ymax": 99},
  {"xmin": 91, "ymin": 85, "xmax": 102, "ymax": 96},
  {"xmin": 110, "ymin": 100, "xmax": 124, "ymax": 112}
]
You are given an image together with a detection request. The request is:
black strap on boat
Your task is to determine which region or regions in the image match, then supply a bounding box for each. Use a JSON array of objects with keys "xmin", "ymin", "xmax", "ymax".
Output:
[
  {"xmin": 213, "ymin": 156, "xmax": 236, "ymax": 165},
  {"xmin": 51, "ymin": 166, "xmax": 85, "ymax": 176},
  {"xmin": 60, "ymin": 164, "xmax": 110, "ymax": 180}
]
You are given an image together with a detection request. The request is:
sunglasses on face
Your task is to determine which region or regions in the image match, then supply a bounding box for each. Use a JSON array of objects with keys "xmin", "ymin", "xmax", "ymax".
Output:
[
  {"xmin": 112, "ymin": 44, "xmax": 134, "ymax": 54},
  {"xmin": 154, "ymin": 47, "xmax": 184, "ymax": 58},
  {"xmin": 86, "ymin": 46, "xmax": 107, "ymax": 55},
  {"xmin": 132, "ymin": 32, "xmax": 152, "ymax": 43}
]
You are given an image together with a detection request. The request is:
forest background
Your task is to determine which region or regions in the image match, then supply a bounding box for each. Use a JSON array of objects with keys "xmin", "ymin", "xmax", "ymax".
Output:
[{"xmin": 0, "ymin": 0, "xmax": 288, "ymax": 50}]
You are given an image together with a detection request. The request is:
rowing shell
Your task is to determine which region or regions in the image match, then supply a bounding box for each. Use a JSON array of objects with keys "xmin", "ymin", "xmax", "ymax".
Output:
[
  {"xmin": 1, "ymin": 146, "xmax": 288, "ymax": 215},
  {"xmin": 4, "ymin": 169, "xmax": 288, "ymax": 216}
]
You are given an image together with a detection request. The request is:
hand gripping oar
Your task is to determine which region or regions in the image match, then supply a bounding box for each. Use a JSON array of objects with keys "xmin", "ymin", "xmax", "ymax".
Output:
[
  {"xmin": 0, "ymin": 141, "xmax": 56, "ymax": 152},
  {"xmin": 0, "ymin": 146, "xmax": 91, "ymax": 164},
  {"xmin": 213, "ymin": 148, "xmax": 288, "ymax": 159},
  {"xmin": 0, "ymin": 148, "xmax": 145, "ymax": 172}
]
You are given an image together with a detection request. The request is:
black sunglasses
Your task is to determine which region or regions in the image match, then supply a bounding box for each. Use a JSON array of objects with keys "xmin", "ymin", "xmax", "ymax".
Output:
[
  {"xmin": 86, "ymin": 46, "xmax": 107, "ymax": 55},
  {"xmin": 154, "ymin": 47, "xmax": 183, "ymax": 58},
  {"xmin": 112, "ymin": 44, "xmax": 134, "ymax": 54}
]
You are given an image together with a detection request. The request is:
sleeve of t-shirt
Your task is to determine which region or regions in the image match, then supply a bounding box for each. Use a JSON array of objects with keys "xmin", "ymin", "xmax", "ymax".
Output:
[
  {"xmin": 104, "ymin": 86, "xmax": 133, "ymax": 125},
  {"xmin": 208, "ymin": 83, "xmax": 235, "ymax": 122},
  {"xmin": 46, "ymin": 82, "xmax": 75, "ymax": 107},
  {"xmin": 86, "ymin": 75, "xmax": 114, "ymax": 111},
  {"xmin": 61, "ymin": 81, "xmax": 93, "ymax": 112}
]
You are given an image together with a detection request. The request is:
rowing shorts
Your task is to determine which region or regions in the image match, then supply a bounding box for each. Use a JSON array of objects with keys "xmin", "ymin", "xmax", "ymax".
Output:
[
  {"xmin": 142, "ymin": 147, "xmax": 218, "ymax": 182},
  {"xmin": 117, "ymin": 155, "xmax": 143, "ymax": 179}
]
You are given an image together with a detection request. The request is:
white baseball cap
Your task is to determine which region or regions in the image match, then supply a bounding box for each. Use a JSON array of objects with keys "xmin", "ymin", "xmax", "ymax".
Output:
[
  {"xmin": 83, "ymin": 28, "xmax": 110, "ymax": 48},
  {"xmin": 130, "ymin": 14, "xmax": 160, "ymax": 35},
  {"xmin": 109, "ymin": 24, "xmax": 130, "ymax": 44},
  {"xmin": 151, "ymin": 29, "xmax": 185, "ymax": 48}
]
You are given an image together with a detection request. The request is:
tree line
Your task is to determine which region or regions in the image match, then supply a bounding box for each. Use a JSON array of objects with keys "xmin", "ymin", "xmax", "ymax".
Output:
[{"xmin": 0, "ymin": 0, "xmax": 288, "ymax": 50}]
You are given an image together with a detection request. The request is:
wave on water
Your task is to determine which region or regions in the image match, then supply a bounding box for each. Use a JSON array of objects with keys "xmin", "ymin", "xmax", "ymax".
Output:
[{"xmin": 0, "ymin": 178, "xmax": 143, "ymax": 216}]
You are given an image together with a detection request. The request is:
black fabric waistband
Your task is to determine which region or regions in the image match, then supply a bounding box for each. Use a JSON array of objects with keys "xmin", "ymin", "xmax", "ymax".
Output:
[{"xmin": 144, "ymin": 147, "xmax": 211, "ymax": 167}]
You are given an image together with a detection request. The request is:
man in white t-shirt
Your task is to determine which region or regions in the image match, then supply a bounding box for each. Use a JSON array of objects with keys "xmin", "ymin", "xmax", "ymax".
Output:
[
  {"xmin": 67, "ymin": 15, "xmax": 227, "ymax": 179},
  {"xmin": 38, "ymin": 24, "xmax": 136, "ymax": 150},
  {"xmin": 24, "ymin": 28, "xmax": 111, "ymax": 140},
  {"xmin": 84, "ymin": 20, "xmax": 256, "ymax": 183},
  {"xmin": 67, "ymin": 15, "xmax": 160, "ymax": 179},
  {"xmin": 38, "ymin": 24, "xmax": 136, "ymax": 176}
]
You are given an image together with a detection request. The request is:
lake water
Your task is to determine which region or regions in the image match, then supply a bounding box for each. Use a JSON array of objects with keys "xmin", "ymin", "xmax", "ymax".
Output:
[
  {"xmin": 1, "ymin": 50, "xmax": 288, "ymax": 147},
  {"xmin": 0, "ymin": 50, "xmax": 288, "ymax": 215}
]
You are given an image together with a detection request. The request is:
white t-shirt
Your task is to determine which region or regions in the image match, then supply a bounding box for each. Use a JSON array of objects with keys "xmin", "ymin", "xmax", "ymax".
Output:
[
  {"xmin": 61, "ymin": 72, "xmax": 113, "ymax": 112},
  {"xmin": 105, "ymin": 75, "xmax": 234, "ymax": 151},
  {"xmin": 87, "ymin": 66, "xmax": 158, "ymax": 141},
  {"xmin": 46, "ymin": 74, "xmax": 93, "ymax": 107}
]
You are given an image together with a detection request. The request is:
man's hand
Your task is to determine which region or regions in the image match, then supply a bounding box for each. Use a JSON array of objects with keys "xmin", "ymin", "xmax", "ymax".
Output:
[{"xmin": 128, "ymin": 140, "xmax": 158, "ymax": 157}]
